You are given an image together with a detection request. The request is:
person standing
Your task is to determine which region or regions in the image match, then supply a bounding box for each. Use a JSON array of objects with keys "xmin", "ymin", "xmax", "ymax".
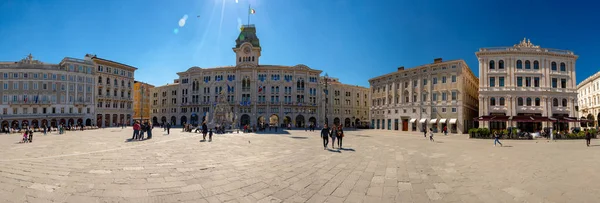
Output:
[
  {"xmin": 208, "ymin": 128, "xmax": 213, "ymax": 142},
  {"xmin": 429, "ymin": 128, "xmax": 434, "ymax": 142},
  {"xmin": 330, "ymin": 125, "xmax": 338, "ymax": 149},
  {"xmin": 147, "ymin": 122, "xmax": 153, "ymax": 139},
  {"xmin": 423, "ymin": 128, "xmax": 427, "ymax": 138},
  {"xmin": 166, "ymin": 122, "xmax": 171, "ymax": 135},
  {"xmin": 337, "ymin": 125, "xmax": 344, "ymax": 149},
  {"xmin": 321, "ymin": 124, "xmax": 331, "ymax": 150},
  {"xmin": 132, "ymin": 122, "xmax": 140, "ymax": 140},
  {"xmin": 139, "ymin": 123, "xmax": 146, "ymax": 140},
  {"xmin": 585, "ymin": 130, "xmax": 591, "ymax": 147},
  {"xmin": 201, "ymin": 122, "xmax": 208, "ymax": 140},
  {"xmin": 443, "ymin": 126, "xmax": 447, "ymax": 136},
  {"xmin": 28, "ymin": 129, "xmax": 33, "ymax": 143},
  {"xmin": 43, "ymin": 124, "xmax": 47, "ymax": 135},
  {"xmin": 494, "ymin": 131, "xmax": 503, "ymax": 147}
]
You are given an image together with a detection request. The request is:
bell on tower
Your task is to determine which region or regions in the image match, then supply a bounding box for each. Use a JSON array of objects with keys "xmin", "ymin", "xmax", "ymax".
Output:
[{"xmin": 233, "ymin": 25, "xmax": 261, "ymax": 66}]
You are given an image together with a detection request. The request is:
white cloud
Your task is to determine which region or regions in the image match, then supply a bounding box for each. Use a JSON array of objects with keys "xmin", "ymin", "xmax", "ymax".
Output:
[{"xmin": 178, "ymin": 15, "xmax": 189, "ymax": 27}]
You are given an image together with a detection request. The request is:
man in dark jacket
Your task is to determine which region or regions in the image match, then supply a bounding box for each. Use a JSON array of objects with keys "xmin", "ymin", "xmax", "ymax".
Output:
[{"xmin": 321, "ymin": 124, "xmax": 331, "ymax": 150}]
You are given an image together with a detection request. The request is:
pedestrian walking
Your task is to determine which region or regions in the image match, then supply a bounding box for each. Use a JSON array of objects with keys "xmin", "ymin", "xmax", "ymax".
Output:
[
  {"xmin": 337, "ymin": 125, "xmax": 344, "ymax": 149},
  {"xmin": 494, "ymin": 131, "xmax": 503, "ymax": 147},
  {"xmin": 28, "ymin": 129, "xmax": 33, "ymax": 143},
  {"xmin": 330, "ymin": 125, "xmax": 338, "ymax": 149},
  {"xmin": 423, "ymin": 128, "xmax": 427, "ymax": 138},
  {"xmin": 429, "ymin": 128, "xmax": 434, "ymax": 142},
  {"xmin": 139, "ymin": 123, "xmax": 146, "ymax": 140},
  {"xmin": 443, "ymin": 126, "xmax": 447, "ymax": 136},
  {"xmin": 321, "ymin": 124, "xmax": 330, "ymax": 150},
  {"xmin": 43, "ymin": 124, "xmax": 47, "ymax": 135},
  {"xmin": 208, "ymin": 128, "xmax": 213, "ymax": 142},
  {"xmin": 147, "ymin": 122, "xmax": 153, "ymax": 139},
  {"xmin": 22, "ymin": 130, "xmax": 28, "ymax": 143},
  {"xmin": 166, "ymin": 122, "xmax": 171, "ymax": 135},
  {"xmin": 585, "ymin": 130, "xmax": 591, "ymax": 147},
  {"xmin": 201, "ymin": 122, "xmax": 208, "ymax": 140}
]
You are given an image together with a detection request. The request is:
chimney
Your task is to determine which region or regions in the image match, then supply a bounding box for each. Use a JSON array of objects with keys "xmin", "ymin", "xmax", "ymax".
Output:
[
  {"xmin": 434, "ymin": 58, "xmax": 443, "ymax": 64},
  {"xmin": 397, "ymin": 66, "xmax": 404, "ymax": 71}
]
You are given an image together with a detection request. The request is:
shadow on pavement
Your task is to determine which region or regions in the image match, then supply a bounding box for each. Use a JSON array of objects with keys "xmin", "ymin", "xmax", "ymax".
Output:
[
  {"xmin": 290, "ymin": 136, "xmax": 308, "ymax": 139},
  {"xmin": 354, "ymin": 135, "xmax": 371, "ymax": 137},
  {"xmin": 339, "ymin": 148, "xmax": 355, "ymax": 151},
  {"xmin": 501, "ymin": 145, "xmax": 513, "ymax": 147},
  {"xmin": 125, "ymin": 138, "xmax": 150, "ymax": 142},
  {"xmin": 327, "ymin": 149, "xmax": 341, "ymax": 153}
]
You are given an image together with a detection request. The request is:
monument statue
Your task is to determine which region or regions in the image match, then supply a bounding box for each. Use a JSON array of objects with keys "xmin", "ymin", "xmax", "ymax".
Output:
[{"xmin": 208, "ymin": 91, "xmax": 236, "ymax": 129}]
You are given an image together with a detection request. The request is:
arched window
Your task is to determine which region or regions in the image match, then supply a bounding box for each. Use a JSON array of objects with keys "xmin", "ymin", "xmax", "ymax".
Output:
[
  {"xmin": 560, "ymin": 63, "xmax": 566, "ymax": 72},
  {"xmin": 551, "ymin": 62, "xmax": 557, "ymax": 71},
  {"xmin": 114, "ymin": 79, "xmax": 117, "ymax": 85},
  {"xmin": 106, "ymin": 78, "xmax": 110, "ymax": 84},
  {"xmin": 516, "ymin": 60, "xmax": 523, "ymax": 69},
  {"xmin": 238, "ymin": 57, "xmax": 241, "ymax": 62},
  {"xmin": 518, "ymin": 97, "xmax": 524, "ymax": 106},
  {"xmin": 252, "ymin": 56, "xmax": 255, "ymax": 61},
  {"xmin": 553, "ymin": 98, "xmax": 559, "ymax": 107},
  {"xmin": 489, "ymin": 60, "xmax": 495, "ymax": 69},
  {"xmin": 525, "ymin": 60, "xmax": 531, "ymax": 69},
  {"xmin": 526, "ymin": 97, "xmax": 532, "ymax": 106},
  {"xmin": 490, "ymin": 97, "xmax": 496, "ymax": 106},
  {"xmin": 498, "ymin": 60, "xmax": 504, "ymax": 69},
  {"xmin": 534, "ymin": 61, "xmax": 539, "ymax": 69},
  {"xmin": 98, "ymin": 76, "xmax": 102, "ymax": 83},
  {"xmin": 535, "ymin": 98, "xmax": 541, "ymax": 106},
  {"xmin": 121, "ymin": 80, "xmax": 124, "ymax": 87},
  {"xmin": 562, "ymin": 98, "xmax": 568, "ymax": 107},
  {"xmin": 499, "ymin": 97, "xmax": 505, "ymax": 106}
]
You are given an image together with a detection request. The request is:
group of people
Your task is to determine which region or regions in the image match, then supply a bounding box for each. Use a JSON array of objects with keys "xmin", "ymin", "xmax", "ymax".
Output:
[
  {"xmin": 423, "ymin": 128, "xmax": 435, "ymax": 142},
  {"xmin": 21, "ymin": 129, "xmax": 34, "ymax": 143},
  {"xmin": 320, "ymin": 124, "xmax": 345, "ymax": 150},
  {"xmin": 132, "ymin": 121, "xmax": 153, "ymax": 140}
]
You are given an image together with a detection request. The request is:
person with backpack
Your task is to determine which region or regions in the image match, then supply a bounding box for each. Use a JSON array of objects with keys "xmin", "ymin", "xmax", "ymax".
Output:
[
  {"xmin": 321, "ymin": 124, "xmax": 331, "ymax": 150},
  {"xmin": 494, "ymin": 131, "xmax": 503, "ymax": 147}
]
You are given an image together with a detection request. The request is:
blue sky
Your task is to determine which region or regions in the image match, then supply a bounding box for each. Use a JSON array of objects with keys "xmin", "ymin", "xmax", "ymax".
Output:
[{"xmin": 1, "ymin": 0, "xmax": 598, "ymax": 87}]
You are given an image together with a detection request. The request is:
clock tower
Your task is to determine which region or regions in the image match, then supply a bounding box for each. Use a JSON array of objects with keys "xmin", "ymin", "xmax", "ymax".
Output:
[{"xmin": 233, "ymin": 25, "xmax": 261, "ymax": 66}]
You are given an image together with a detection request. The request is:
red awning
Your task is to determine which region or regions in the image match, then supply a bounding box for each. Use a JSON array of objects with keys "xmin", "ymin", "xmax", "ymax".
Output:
[{"xmin": 509, "ymin": 116, "xmax": 553, "ymax": 122}]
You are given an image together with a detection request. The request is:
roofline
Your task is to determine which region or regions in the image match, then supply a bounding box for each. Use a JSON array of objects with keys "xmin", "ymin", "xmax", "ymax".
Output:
[
  {"xmin": 368, "ymin": 59, "xmax": 466, "ymax": 82},
  {"xmin": 577, "ymin": 71, "xmax": 600, "ymax": 89},
  {"xmin": 91, "ymin": 56, "xmax": 138, "ymax": 70}
]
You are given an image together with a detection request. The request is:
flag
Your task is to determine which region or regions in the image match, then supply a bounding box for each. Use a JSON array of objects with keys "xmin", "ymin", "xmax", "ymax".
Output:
[
  {"xmin": 250, "ymin": 8, "xmax": 256, "ymax": 14},
  {"xmin": 24, "ymin": 95, "xmax": 27, "ymax": 102},
  {"xmin": 227, "ymin": 84, "xmax": 231, "ymax": 92},
  {"xmin": 35, "ymin": 95, "xmax": 38, "ymax": 103},
  {"xmin": 258, "ymin": 85, "xmax": 263, "ymax": 93}
]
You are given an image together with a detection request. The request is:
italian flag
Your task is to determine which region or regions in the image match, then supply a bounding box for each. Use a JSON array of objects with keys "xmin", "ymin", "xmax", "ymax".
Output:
[{"xmin": 250, "ymin": 8, "xmax": 256, "ymax": 14}]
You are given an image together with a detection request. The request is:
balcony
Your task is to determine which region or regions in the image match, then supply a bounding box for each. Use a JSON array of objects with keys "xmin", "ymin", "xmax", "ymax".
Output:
[{"xmin": 8, "ymin": 100, "xmax": 52, "ymax": 106}]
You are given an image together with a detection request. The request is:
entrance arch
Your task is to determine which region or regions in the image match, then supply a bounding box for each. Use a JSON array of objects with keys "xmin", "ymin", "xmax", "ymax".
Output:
[
  {"xmin": 309, "ymin": 117, "xmax": 316, "ymax": 126},
  {"xmin": 77, "ymin": 118, "xmax": 83, "ymax": 126},
  {"xmin": 96, "ymin": 114, "xmax": 102, "ymax": 127},
  {"xmin": 257, "ymin": 116, "xmax": 265, "ymax": 126},
  {"xmin": 152, "ymin": 117, "xmax": 158, "ymax": 125},
  {"xmin": 334, "ymin": 117, "xmax": 340, "ymax": 126},
  {"xmin": 85, "ymin": 119, "xmax": 92, "ymax": 126},
  {"xmin": 190, "ymin": 114, "xmax": 198, "ymax": 125},
  {"xmin": 181, "ymin": 116, "xmax": 187, "ymax": 126},
  {"xmin": 41, "ymin": 119, "xmax": 48, "ymax": 127},
  {"xmin": 50, "ymin": 119, "xmax": 57, "ymax": 128},
  {"xmin": 240, "ymin": 114, "xmax": 250, "ymax": 126},
  {"xmin": 1, "ymin": 121, "xmax": 8, "ymax": 130},
  {"xmin": 11, "ymin": 120, "xmax": 19, "ymax": 128},
  {"xmin": 296, "ymin": 115, "xmax": 305, "ymax": 128},
  {"xmin": 269, "ymin": 114, "xmax": 279, "ymax": 126},
  {"xmin": 587, "ymin": 114, "xmax": 595, "ymax": 127},
  {"xmin": 112, "ymin": 114, "xmax": 118, "ymax": 126},
  {"xmin": 170, "ymin": 116, "xmax": 177, "ymax": 126},
  {"xmin": 284, "ymin": 116, "xmax": 291, "ymax": 125},
  {"xmin": 31, "ymin": 120, "xmax": 39, "ymax": 128},
  {"xmin": 355, "ymin": 118, "xmax": 360, "ymax": 127},
  {"xmin": 22, "ymin": 120, "xmax": 29, "ymax": 128},
  {"xmin": 161, "ymin": 116, "xmax": 167, "ymax": 124},
  {"xmin": 344, "ymin": 118, "xmax": 351, "ymax": 127},
  {"xmin": 68, "ymin": 119, "xmax": 74, "ymax": 126}
]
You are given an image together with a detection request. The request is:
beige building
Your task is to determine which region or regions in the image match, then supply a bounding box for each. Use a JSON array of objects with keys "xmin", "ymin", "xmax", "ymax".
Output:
[
  {"xmin": 149, "ymin": 25, "xmax": 367, "ymax": 128},
  {"xmin": 321, "ymin": 76, "xmax": 370, "ymax": 128},
  {"xmin": 577, "ymin": 71, "xmax": 600, "ymax": 127},
  {"xmin": 0, "ymin": 54, "xmax": 96, "ymax": 129},
  {"xmin": 476, "ymin": 38, "xmax": 578, "ymax": 132},
  {"xmin": 150, "ymin": 81, "xmax": 180, "ymax": 125},
  {"xmin": 133, "ymin": 81, "xmax": 154, "ymax": 123},
  {"xmin": 369, "ymin": 58, "xmax": 479, "ymax": 134},
  {"xmin": 87, "ymin": 54, "xmax": 137, "ymax": 127}
]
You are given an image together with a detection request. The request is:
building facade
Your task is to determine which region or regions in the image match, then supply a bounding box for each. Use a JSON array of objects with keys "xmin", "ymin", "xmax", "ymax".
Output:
[
  {"xmin": 577, "ymin": 71, "xmax": 600, "ymax": 128},
  {"xmin": 321, "ymin": 76, "xmax": 370, "ymax": 128},
  {"xmin": 476, "ymin": 38, "xmax": 578, "ymax": 132},
  {"xmin": 369, "ymin": 58, "xmax": 479, "ymax": 134},
  {"xmin": 133, "ymin": 81, "xmax": 154, "ymax": 123},
  {"xmin": 149, "ymin": 25, "xmax": 368, "ymax": 128},
  {"xmin": 88, "ymin": 54, "xmax": 137, "ymax": 127},
  {"xmin": 0, "ymin": 54, "xmax": 96, "ymax": 130}
]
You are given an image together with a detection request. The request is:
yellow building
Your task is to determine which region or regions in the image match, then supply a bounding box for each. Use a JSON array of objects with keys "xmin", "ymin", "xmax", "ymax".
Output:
[{"xmin": 133, "ymin": 81, "xmax": 154, "ymax": 123}]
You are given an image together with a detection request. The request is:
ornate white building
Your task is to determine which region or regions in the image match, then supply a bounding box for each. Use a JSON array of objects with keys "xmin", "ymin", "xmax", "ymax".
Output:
[
  {"xmin": 577, "ymin": 71, "xmax": 600, "ymax": 128},
  {"xmin": 476, "ymin": 38, "xmax": 579, "ymax": 132},
  {"xmin": 150, "ymin": 25, "xmax": 369, "ymax": 128},
  {"xmin": 369, "ymin": 58, "xmax": 479, "ymax": 134},
  {"xmin": 0, "ymin": 54, "xmax": 96, "ymax": 129}
]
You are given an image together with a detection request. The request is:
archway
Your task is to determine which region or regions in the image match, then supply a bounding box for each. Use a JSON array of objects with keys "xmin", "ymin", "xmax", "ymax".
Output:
[
  {"xmin": 112, "ymin": 114, "xmax": 118, "ymax": 126},
  {"xmin": 31, "ymin": 120, "xmax": 39, "ymax": 128},
  {"xmin": 170, "ymin": 116, "xmax": 177, "ymax": 126},
  {"xmin": 240, "ymin": 114, "xmax": 250, "ymax": 126},
  {"xmin": 68, "ymin": 119, "xmax": 74, "ymax": 126},
  {"xmin": 77, "ymin": 118, "xmax": 83, "ymax": 126},
  {"xmin": 126, "ymin": 114, "xmax": 131, "ymax": 125},
  {"xmin": 22, "ymin": 120, "xmax": 29, "ymax": 128},
  {"xmin": 581, "ymin": 116, "xmax": 588, "ymax": 128},
  {"xmin": 120, "ymin": 114, "xmax": 125, "ymax": 125},
  {"xmin": 50, "ymin": 119, "xmax": 57, "ymax": 128},
  {"xmin": 344, "ymin": 118, "xmax": 351, "ymax": 127},
  {"xmin": 284, "ymin": 116, "xmax": 291, "ymax": 125},
  {"xmin": 104, "ymin": 114, "xmax": 110, "ymax": 127},
  {"xmin": 597, "ymin": 113, "xmax": 600, "ymax": 127},
  {"xmin": 257, "ymin": 116, "xmax": 265, "ymax": 126},
  {"xmin": 190, "ymin": 114, "xmax": 198, "ymax": 125},
  {"xmin": 11, "ymin": 120, "xmax": 19, "ymax": 128},
  {"xmin": 86, "ymin": 119, "xmax": 92, "ymax": 126},
  {"xmin": 161, "ymin": 116, "xmax": 167, "ymax": 124},
  {"xmin": 334, "ymin": 117, "xmax": 340, "ymax": 126},
  {"xmin": 295, "ymin": 115, "xmax": 305, "ymax": 128},
  {"xmin": 269, "ymin": 114, "xmax": 279, "ymax": 126},
  {"xmin": 309, "ymin": 117, "xmax": 317, "ymax": 126},
  {"xmin": 587, "ymin": 114, "xmax": 595, "ymax": 127},
  {"xmin": 96, "ymin": 114, "xmax": 102, "ymax": 127},
  {"xmin": 355, "ymin": 118, "xmax": 360, "ymax": 127},
  {"xmin": 181, "ymin": 116, "xmax": 187, "ymax": 126},
  {"xmin": 41, "ymin": 119, "xmax": 48, "ymax": 127},
  {"xmin": 152, "ymin": 117, "xmax": 158, "ymax": 126},
  {"xmin": 1, "ymin": 121, "xmax": 8, "ymax": 130}
]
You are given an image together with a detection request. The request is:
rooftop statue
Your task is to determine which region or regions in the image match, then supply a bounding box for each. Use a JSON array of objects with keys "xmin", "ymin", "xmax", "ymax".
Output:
[{"xmin": 513, "ymin": 38, "xmax": 540, "ymax": 48}]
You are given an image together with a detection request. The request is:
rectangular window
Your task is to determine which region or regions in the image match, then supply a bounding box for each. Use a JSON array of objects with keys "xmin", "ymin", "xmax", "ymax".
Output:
[
  {"xmin": 534, "ymin": 77, "xmax": 540, "ymax": 87},
  {"xmin": 451, "ymin": 91, "xmax": 457, "ymax": 101},
  {"xmin": 499, "ymin": 77, "xmax": 505, "ymax": 87},
  {"xmin": 442, "ymin": 108, "xmax": 446, "ymax": 112},
  {"xmin": 489, "ymin": 77, "xmax": 495, "ymax": 87},
  {"xmin": 452, "ymin": 108, "xmax": 457, "ymax": 112},
  {"xmin": 517, "ymin": 77, "xmax": 523, "ymax": 87},
  {"xmin": 13, "ymin": 82, "xmax": 18, "ymax": 90},
  {"xmin": 432, "ymin": 93, "xmax": 437, "ymax": 101},
  {"xmin": 552, "ymin": 78, "xmax": 558, "ymax": 88},
  {"xmin": 423, "ymin": 79, "xmax": 427, "ymax": 86},
  {"xmin": 525, "ymin": 77, "xmax": 531, "ymax": 87},
  {"xmin": 561, "ymin": 79, "xmax": 567, "ymax": 89},
  {"xmin": 442, "ymin": 76, "xmax": 446, "ymax": 83},
  {"xmin": 413, "ymin": 80, "xmax": 417, "ymax": 87},
  {"xmin": 442, "ymin": 92, "xmax": 447, "ymax": 101},
  {"xmin": 452, "ymin": 75, "xmax": 456, "ymax": 83},
  {"xmin": 432, "ymin": 77, "xmax": 437, "ymax": 84}
]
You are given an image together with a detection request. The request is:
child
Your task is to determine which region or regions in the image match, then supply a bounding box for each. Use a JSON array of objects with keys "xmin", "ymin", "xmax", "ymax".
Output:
[
  {"xmin": 429, "ymin": 128, "xmax": 434, "ymax": 142},
  {"xmin": 22, "ymin": 131, "xmax": 29, "ymax": 143},
  {"xmin": 209, "ymin": 129, "xmax": 213, "ymax": 142}
]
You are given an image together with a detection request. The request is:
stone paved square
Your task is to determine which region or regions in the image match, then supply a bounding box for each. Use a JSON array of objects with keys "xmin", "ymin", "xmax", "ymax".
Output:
[{"xmin": 0, "ymin": 128, "xmax": 599, "ymax": 203}]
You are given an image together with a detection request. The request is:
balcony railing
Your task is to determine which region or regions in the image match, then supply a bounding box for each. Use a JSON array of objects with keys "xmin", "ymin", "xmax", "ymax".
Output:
[{"xmin": 8, "ymin": 100, "xmax": 52, "ymax": 105}]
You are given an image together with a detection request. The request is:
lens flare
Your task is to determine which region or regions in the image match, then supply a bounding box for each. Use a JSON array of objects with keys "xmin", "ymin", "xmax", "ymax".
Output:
[{"xmin": 173, "ymin": 28, "xmax": 179, "ymax": 34}]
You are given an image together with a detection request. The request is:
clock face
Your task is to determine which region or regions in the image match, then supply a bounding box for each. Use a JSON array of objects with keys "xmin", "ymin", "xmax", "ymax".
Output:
[{"xmin": 243, "ymin": 47, "xmax": 251, "ymax": 54}]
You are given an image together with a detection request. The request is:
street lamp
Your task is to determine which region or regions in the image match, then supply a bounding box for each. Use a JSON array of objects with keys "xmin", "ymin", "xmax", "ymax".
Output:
[{"xmin": 324, "ymin": 73, "xmax": 329, "ymax": 126}]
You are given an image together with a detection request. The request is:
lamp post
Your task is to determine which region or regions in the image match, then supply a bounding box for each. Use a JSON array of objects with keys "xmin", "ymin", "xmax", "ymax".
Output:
[{"xmin": 324, "ymin": 73, "xmax": 329, "ymax": 126}]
